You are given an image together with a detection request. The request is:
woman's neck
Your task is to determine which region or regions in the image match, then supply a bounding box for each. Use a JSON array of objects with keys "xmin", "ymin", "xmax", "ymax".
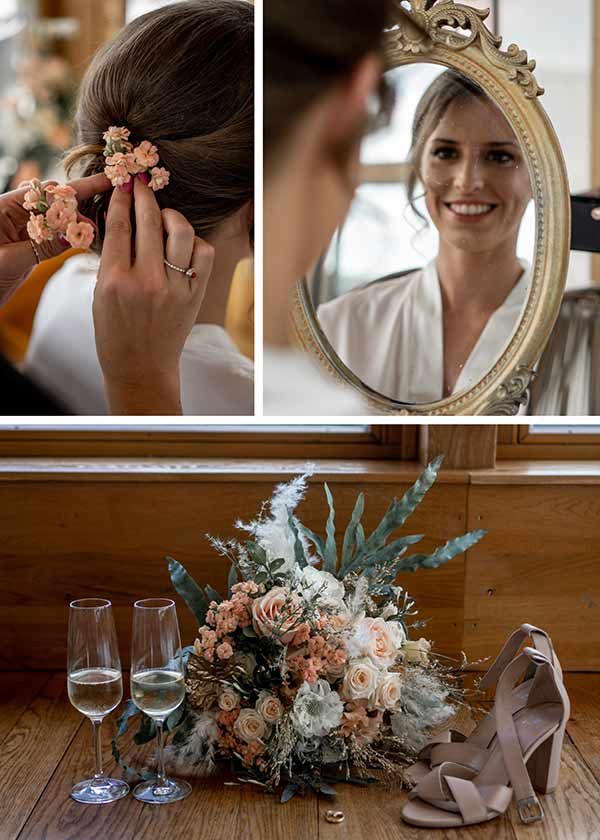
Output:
[
  {"xmin": 195, "ymin": 234, "xmax": 241, "ymax": 328},
  {"xmin": 436, "ymin": 238, "xmax": 524, "ymax": 314}
]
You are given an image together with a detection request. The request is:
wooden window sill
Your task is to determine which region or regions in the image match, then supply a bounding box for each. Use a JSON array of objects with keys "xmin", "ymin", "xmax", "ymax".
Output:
[{"xmin": 0, "ymin": 457, "xmax": 598, "ymax": 484}]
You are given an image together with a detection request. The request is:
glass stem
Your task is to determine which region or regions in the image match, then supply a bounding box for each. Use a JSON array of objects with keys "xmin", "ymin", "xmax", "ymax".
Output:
[
  {"xmin": 92, "ymin": 719, "xmax": 105, "ymax": 782},
  {"xmin": 155, "ymin": 720, "xmax": 168, "ymax": 790}
]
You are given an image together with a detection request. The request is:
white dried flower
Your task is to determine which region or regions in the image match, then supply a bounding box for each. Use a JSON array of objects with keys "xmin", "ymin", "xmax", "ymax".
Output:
[{"xmin": 291, "ymin": 679, "xmax": 344, "ymax": 739}]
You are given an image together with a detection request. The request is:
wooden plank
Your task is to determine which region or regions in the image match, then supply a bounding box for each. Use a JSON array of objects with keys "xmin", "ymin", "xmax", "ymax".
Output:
[
  {"xmin": 464, "ymin": 485, "xmax": 600, "ymax": 671},
  {"xmin": 20, "ymin": 707, "xmax": 318, "ymax": 840},
  {"xmin": 0, "ymin": 673, "xmax": 50, "ymax": 746},
  {"xmin": 474, "ymin": 461, "xmax": 600, "ymax": 484},
  {"xmin": 420, "ymin": 426, "xmax": 497, "ymax": 469},
  {"xmin": 10, "ymin": 674, "xmax": 600, "ymax": 840},
  {"xmin": 0, "ymin": 673, "xmax": 82, "ymax": 839},
  {"xmin": 0, "ymin": 480, "xmax": 468, "ymax": 669},
  {"xmin": 564, "ymin": 673, "xmax": 600, "ymax": 786}
]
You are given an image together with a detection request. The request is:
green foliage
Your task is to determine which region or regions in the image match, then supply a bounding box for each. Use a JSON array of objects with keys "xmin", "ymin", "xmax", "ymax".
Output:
[
  {"xmin": 295, "ymin": 456, "xmax": 487, "ymax": 586},
  {"xmin": 168, "ymin": 557, "xmax": 210, "ymax": 626}
]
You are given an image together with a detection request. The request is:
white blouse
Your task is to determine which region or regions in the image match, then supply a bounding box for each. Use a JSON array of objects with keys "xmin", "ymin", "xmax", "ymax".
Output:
[
  {"xmin": 317, "ymin": 259, "xmax": 530, "ymax": 404},
  {"xmin": 263, "ymin": 346, "xmax": 368, "ymax": 416},
  {"xmin": 24, "ymin": 254, "xmax": 254, "ymax": 416}
]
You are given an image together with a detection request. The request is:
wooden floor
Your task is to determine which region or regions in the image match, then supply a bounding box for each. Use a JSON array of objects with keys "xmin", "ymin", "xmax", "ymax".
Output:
[{"xmin": 1, "ymin": 673, "xmax": 599, "ymax": 840}]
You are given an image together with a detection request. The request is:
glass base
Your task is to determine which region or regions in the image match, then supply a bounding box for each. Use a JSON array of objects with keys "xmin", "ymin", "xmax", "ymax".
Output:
[
  {"xmin": 70, "ymin": 777, "xmax": 130, "ymax": 804},
  {"xmin": 133, "ymin": 777, "xmax": 192, "ymax": 804}
]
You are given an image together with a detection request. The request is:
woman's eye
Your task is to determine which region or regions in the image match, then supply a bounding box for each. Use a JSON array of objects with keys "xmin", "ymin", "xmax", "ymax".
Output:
[
  {"xmin": 432, "ymin": 147, "xmax": 457, "ymax": 161},
  {"xmin": 488, "ymin": 150, "xmax": 514, "ymax": 165}
]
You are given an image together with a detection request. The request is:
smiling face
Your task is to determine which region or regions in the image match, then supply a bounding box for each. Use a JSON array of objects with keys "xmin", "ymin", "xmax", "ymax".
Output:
[{"xmin": 418, "ymin": 93, "xmax": 532, "ymax": 255}]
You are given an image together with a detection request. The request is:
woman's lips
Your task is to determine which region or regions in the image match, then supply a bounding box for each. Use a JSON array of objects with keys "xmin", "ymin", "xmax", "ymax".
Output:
[{"xmin": 443, "ymin": 202, "xmax": 498, "ymax": 223}]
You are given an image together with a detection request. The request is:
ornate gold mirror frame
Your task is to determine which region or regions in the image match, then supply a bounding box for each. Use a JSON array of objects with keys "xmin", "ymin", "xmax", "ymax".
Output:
[{"xmin": 292, "ymin": 0, "xmax": 570, "ymax": 415}]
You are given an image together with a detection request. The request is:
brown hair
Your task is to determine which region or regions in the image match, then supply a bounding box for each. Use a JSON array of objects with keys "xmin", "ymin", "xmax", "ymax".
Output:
[
  {"xmin": 407, "ymin": 70, "xmax": 486, "ymax": 226},
  {"xmin": 264, "ymin": 0, "xmax": 393, "ymax": 164},
  {"xmin": 65, "ymin": 0, "xmax": 253, "ymax": 247}
]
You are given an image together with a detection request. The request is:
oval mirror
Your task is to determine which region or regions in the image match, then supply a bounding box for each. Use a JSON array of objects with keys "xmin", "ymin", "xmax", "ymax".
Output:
[{"xmin": 292, "ymin": 0, "xmax": 570, "ymax": 415}]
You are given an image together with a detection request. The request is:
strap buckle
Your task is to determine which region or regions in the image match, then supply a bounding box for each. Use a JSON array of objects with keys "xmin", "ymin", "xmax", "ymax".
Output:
[{"xmin": 517, "ymin": 796, "xmax": 545, "ymax": 823}]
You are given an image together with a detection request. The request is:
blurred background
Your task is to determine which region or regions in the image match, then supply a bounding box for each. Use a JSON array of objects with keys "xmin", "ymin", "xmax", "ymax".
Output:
[{"xmin": 0, "ymin": 0, "xmax": 254, "ymax": 369}]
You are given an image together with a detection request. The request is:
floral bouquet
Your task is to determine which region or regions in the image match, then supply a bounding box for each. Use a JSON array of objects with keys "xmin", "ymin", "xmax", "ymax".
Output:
[{"xmin": 114, "ymin": 457, "xmax": 486, "ymax": 801}]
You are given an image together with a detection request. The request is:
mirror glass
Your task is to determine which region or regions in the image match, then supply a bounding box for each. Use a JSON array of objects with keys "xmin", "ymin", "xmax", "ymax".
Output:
[{"xmin": 310, "ymin": 64, "xmax": 535, "ymax": 405}]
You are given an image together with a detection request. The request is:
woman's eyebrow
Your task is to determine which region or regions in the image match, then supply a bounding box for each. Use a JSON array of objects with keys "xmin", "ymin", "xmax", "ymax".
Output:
[{"xmin": 431, "ymin": 137, "xmax": 519, "ymax": 148}]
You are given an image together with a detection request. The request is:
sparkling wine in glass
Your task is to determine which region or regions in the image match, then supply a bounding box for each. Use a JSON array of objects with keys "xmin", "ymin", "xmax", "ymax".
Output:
[
  {"xmin": 67, "ymin": 598, "xmax": 129, "ymax": 804},
  {"xmin": 130, "ymin": 598, "xmax": 190, "ymax": 804}
]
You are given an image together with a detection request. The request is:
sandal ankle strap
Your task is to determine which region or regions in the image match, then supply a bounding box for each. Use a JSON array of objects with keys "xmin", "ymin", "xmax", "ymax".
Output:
[
  {"xmin": 495, "ymin": 646, "xmax": 568, "ymax": 822},
  {"xmin": 479, "ymin": 624, "xmax": 556, "ymax": 692}
]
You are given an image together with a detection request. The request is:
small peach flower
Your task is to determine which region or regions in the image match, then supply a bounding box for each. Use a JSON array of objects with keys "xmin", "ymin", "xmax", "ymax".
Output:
[
  {"xmin": 104, "ymin": 153, "xmax": 132, "ymax": 187},
  {"xmin": 46, "ymin": 200, "xmax": 77, "ymax": 231},
  {"xmin": 103, "ymin": 126, "xmax": 131, "ymax": 143},
  {"xmin": 23, "ymin": 179, "xmax": 44, "ymax": 211},
  {"xmin": 45, "ymin": 184, "xmax": 77, "ymax": 204},
  {"xmin": 216, "ymin": 641, "xmax": 234, "ymax": 660},
  {"xmin": 149, "ymin": 166, "xmax": 170, "ymax": 191},
  {"xmin": 27, "ymin": 213, "xmax": 51, "ymax": 243},
  {"xmin": 134, "ymin": 140, "xmax": 159, "ymax": 169},
  {"xmin": 65, "ymin": 221, "xmax": 95, "ymax": 249}
]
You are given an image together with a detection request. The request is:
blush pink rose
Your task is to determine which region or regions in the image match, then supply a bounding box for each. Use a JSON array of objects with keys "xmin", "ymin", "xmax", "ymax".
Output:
[
  {"xmin": 256, "ymin": 691, "xmax": 283, "ymax": 723},
  {"xmin": 342, "ymin": 658, "xmax": 379, "ymax": 701},
  {"xmin": 348, "ymin": 617, "xmax": 405, "ymax": 668},
  {"xmin": 252, "ymin": 586, "xmax": 302, "ymax": 644},
  {"xmin": 233, "ymin": 708, "xmax": 268, "ymax": 743},
  {"xmin": 372, "ymin": 672, "xmax": 402, "ymax": 711}
]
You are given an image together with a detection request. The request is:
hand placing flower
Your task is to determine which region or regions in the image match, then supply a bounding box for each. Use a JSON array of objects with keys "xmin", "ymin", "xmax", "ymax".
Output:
[{"xmin": 0, "ymin": 172, "xmax": 111, "ymax": 307}]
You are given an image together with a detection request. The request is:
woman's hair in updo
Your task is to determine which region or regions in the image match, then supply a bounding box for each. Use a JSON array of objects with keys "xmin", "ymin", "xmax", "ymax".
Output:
[
  {"xmin": 64, "ymin": 0, "xmax": 253, "ymax": 247},
  {"xmin": 407, "ymin": 70, "xmax": 486, "ymax": 227},
  {"xmin": 265, "ymin": 0, "xmax": 392, "ymax": 167}
]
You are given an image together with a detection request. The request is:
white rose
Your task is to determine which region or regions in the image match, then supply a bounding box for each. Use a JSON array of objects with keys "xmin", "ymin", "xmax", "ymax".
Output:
[
  {"xmin": 233, "ymin": 708, "xmax": 269, "ymax": 743},
  {"xmin": 256, "ymin": 691, "xmax": 284, "ymax": 723},
  {"xmin": 382, "ymin": 603, "xmax": 398, "ymax": 619},
  {"xmin": 291, "ymin": 679, "xmax": 344, "ymax": 739},
  {"xmin": 300, "ymin": 566, "xmax": 345, "ymax": 608},
  {"xmin": 403, "ymin": 638, "xmax": 431, "ymax": 665},
  {"xmin": 372, "ymin": 672, "xmax": 403, "ymax": 711},
  {"xmin": 347, "ymin": 617, "xmax": 405, "ymax": 668},
  {"xmin": 342, "ymin": 658, "xmax": 379, "ymax": 701},
  {"xmin": 218, "ymin": 687, "xmax": 240, "ymax": 712}
]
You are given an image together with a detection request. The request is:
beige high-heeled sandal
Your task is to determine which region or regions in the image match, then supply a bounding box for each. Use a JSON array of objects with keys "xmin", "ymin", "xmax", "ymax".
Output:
[
  {"xmin": 405, "ymin": 623, "xmax": 562, "ymax": 785},
  {"xmin": 401, "ymin": 646, "xmax": 570, "ymax": 828}
]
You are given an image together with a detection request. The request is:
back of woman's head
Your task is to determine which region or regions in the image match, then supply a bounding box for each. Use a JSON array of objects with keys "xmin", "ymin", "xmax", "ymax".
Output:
[
  {"xmin": 265, "ymin": 0, "xmax": 390, "ymax": 160},
  {"xmin": 65, "ymin": 0, "xmax": 253, "ymax": 245}
]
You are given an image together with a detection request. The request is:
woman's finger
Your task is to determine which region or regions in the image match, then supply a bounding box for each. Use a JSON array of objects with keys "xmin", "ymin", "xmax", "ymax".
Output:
[
  {"xmin": 161, "ymin": 208, "xmax": 195, "ymax": 288},
  {"xmin": 188, "ymin": 236, "xmax": 215, "ymax": 308},
  {"xmin": 133, "ymin": 175, "xmax": 164, "ymax": 274},
  {"xmin": 102, "ymin": 186, "xmax": 133, "ymax": 270},
  {"xmin": 69, "ymin": 172, "xmax": 112, "ymax": 202}
]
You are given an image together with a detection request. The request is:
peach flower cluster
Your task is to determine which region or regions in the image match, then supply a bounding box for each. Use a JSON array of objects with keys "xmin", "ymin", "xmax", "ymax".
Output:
[
  {"xmin": 23, "ymin": 179, "xmax": 94, "ymax": 249},
  {"xmin": 102, "ymin": 125, "xmax": 171, "ymax": 191},
  {"xmin": 286, "ymin": 629, "xmax": 347, "ymax": 684}
]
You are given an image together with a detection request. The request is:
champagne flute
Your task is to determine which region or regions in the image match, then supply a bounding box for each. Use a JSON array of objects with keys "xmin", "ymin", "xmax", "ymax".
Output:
[
  {"xmin": 67, "ymin": 598, "xmax": 129, "ymax": 804},
  {"xmin": 130, "ymin": 598, "xmax": 191, "ymax": 804}
]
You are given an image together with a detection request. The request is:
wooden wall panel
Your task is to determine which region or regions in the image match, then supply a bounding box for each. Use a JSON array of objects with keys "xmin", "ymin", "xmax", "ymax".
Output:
[
  {"xmin": 465, "ymin": 485, "xmax": 600, "ymax": 671},
  {"xmin": 0, "ymin": 477, "xmax": 467, "ymax": 670}
]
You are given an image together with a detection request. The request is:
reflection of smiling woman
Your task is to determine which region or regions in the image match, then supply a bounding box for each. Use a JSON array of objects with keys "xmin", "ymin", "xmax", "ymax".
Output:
[{"xmin": 318, "ymin": 71, "xmax": 533, "ymax": 403}]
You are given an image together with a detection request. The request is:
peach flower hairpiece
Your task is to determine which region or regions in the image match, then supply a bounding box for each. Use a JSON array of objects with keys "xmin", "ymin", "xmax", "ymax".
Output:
[
  {"xmin": 102, "ymin": 126, "xmax": 171, "ymax": 191},
  {"xmin": 23, "ymin": 180, "xmax": 95, "ymax": 249}
]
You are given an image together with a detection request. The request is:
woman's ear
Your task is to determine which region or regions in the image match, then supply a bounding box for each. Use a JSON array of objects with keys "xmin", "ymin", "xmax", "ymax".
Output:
[{"xmin": 323, "ymin": 53, "xmax": 383, "ymax": 153}]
